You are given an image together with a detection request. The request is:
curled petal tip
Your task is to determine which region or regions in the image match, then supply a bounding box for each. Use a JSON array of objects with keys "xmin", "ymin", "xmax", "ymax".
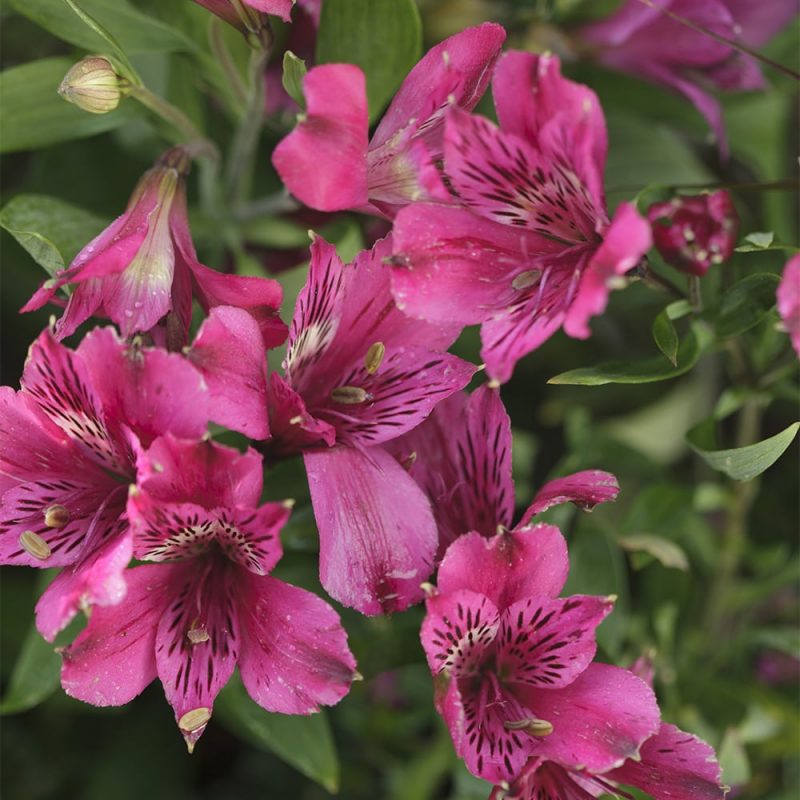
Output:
[
  {"xmin": 352, "ymin": 670, "xmax": 364, "ymax": 682},
  {"xmin": 606, "ymin": 593, "xmax": 618, "ymax": 604},
  {"xmin": 420, "ymin": 582, "xmax": 437, "ymax": 597}
]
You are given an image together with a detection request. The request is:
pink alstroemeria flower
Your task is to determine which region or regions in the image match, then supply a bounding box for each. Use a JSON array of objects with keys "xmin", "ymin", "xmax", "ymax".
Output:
[
  {"xmin": 648, "ymin": 190, "xmax": 739, "ymax": 276},
  {"xmin": 388, "ymin": 385, "xmax": 619, "ymax": 558},
  {"xmin": 420, "ymin": 526, "xmax": 660, "ymax": 783},
  {"xmin": 491, "ymin": 723, "xmax": 726, "ymax": 800},
  {"xmin": 22, "ymin": 148, "xmax": 286, "ymax": 348},
  {"xmin": 272, "ymin": 23, "xmax": 506, "ymax": 216},
  {"xmin": 0, "ymin": 326, "xmax": 209, "ymax": 641},
  {"xmin": 262, "ymin": 234, "xmax": 475, "ymax": 615},
  {"xmin": 391, "ymin": 52, "xmax": 652, "ymax": 382},
  {"xmin": 777, "ymin": 254, "xmax": 800, "ymax": 357},
  {"xmin": 579, "ymin": 0, "xmax": 799, "ymax": 157},
  {"xmin": 61, "ymin": 435, "xmax": 357, "ymax": 751},
  {"xmin": 192, "ymin": 0, "xmax": 295, "ymax": 27}
]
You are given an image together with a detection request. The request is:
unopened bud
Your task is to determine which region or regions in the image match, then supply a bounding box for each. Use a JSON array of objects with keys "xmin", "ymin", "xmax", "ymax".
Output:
[
  {"xmin": 59, "ymin": 57, "xmax": 124, "ymax": 114},
  {"xmin": 44, "ymin": 504, "xmax": 70, "ymax": 528}
]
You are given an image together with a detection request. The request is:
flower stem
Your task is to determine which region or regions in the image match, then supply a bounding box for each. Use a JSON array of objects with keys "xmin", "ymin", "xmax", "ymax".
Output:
[
  {"xmin": 688, "ymin": 275, "xmax": 703, "ymax": 312},
  {"xmin": 225, "ymin": 36, "xmax": 273, "ymax": 206},
  {"xmin": 208, "ymin": 17, "xmax": 248, "ymax": 111},
  {"xmin": 639, "ymin": 262, "xmax": 686, "ymax": 299}
]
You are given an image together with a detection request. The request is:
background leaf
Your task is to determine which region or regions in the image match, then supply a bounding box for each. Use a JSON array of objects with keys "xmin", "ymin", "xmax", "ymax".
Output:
[
  {"xmin": 715, "ymin": 273, "xmax": 780, "ymax": 339},
  {"xmin": 215, "ymin": 674, "xmax": 340, "ymax": 793},
  {"xmin": 0, "ymin": 624, "xmax": 61, "ymax": 715},
  {"xmin": 315, "ymin": 0, "xmax": 422, "ymax": 121},
  {"xmin": 652, "ymin": 309, "xmax": 679, "ymax": 366},
  {"xmin": 282, "ymin": 51, "xmax": 307, "ymax": 110}
]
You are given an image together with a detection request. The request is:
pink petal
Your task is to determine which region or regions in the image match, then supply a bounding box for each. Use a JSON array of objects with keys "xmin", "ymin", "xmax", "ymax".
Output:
[
  {"xmin": 35, "ymin": 525, "xmax": 132, "ymax": 641},
  {"xmin": 245, "ymin": 0, "xmax": 294, "ymax": 23},
  {"xmin": 490, "ymin": 759, "xmax": 603, "ymax": 800},
  {"xmin": 266, "ymin": 373, "xmax": 337, "ymax": 455},
  {"xmin": 437, "ymin": 525, "xmax": 569, "ymax": 612},
  {"xmin": 188, "ymin": 306, "xmax": 270, "ymax": 440},
  {"xmin": 304, "ymin": 445, "xmax": 438, "ymax": 615},
  {"xmin": 20, "ymin": 328, "xmax": 128, "ymax": 474},
  {"xmin": 492, "ymin": 52, "xmax": 608, "ymax": 209},
  {"xmin": 520, "ymin": 470, "xmax": 620, "ymax": 525},
  {"xmin": 135, "ymin": 435, "xmax": 264, "ymax": 509},
  {"xmin": 76, "ymin": 327, "xmax": 209, "ymax": 448},
  {"xmin": 386, "ymin": 384, "xmax": 514, "ymax": 551},
  {"xmin": 313, "ymin": 346, "xmax": 476, "ymax": 447},
  {"xmin": 722, "ymin": 0, "xmax": 799, "ymax": 47},
  {"xmin": 443, "ymin": 107, "xmax": 601, "ymax": 242},
  {"xmin": 155, "ymin": 560, "xmax": 240, "ymax": 750},
  {"xmin": 60, "ymin": 564, "xmax": 165, "ymax": 706},
  {"xmin": 607, "ymin": 722, "xmax": 726, "ymax": 800},
  {"xmin": 517, "ymin": 662, "xmax": 661, "ymax": 772},
  {"xmin": 237, "ymin": 573, "xmax": 356, "ymax": 713},
  {"xmin": 563, "ymin": 203, "xmax": 652, "ymax": 339},
  {"xmin": 372, "ymin": 23, "xmax": 506, "ymax": 150},
  {"xmin": 272, "ymin": 64, "xmax": 369, "ymax": 211},
  {"xmin": 496, "ymin": 595, "xmax": 614, "ymax": 689},
  {"xmin": 420, "ymin": 588, "xmax": 499, "ymax": 675},
  {"xmin": 777, "ymin": 254, "xmax": 800, "ymax": 357},
  {"xmin": 391, "ymin": 203, "xmax": 560, "ymax": 325},
  {"xmin": 479, "ymin": 248, "xmax": 591, "ymax": 383}
]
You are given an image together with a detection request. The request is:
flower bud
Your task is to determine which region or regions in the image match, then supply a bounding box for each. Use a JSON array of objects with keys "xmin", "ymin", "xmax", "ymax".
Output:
[
  {"xmin": 58, "ymin": 56, "xmax": 124, "ymax": 115},
  {"xmin": 647, "ymin": 190, "xmax": 739, "ymax": 277}
]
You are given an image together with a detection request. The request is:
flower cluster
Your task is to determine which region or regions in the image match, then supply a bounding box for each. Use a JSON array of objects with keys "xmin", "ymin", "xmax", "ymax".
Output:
[{"xmin": 12, "ymin": 6, "xmax": 798, "ymax": 795}]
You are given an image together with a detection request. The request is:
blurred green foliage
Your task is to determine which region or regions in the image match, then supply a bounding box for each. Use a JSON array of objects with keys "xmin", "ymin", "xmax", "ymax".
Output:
[{"xmin": 1, "ymin": 1, "xmax": 798, "ymax": 799}]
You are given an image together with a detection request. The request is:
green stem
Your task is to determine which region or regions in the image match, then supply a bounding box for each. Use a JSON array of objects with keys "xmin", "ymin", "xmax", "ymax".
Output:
[
  {"xmin": 208, "ymin": 17, "xmax": 248, "ymax": 111},
  {"xmin": 225, "ymin": 45, "xmax": 271, "ymax": 205},
  {"xmin": 640, "ymin": 262, "xmax": 687, "ymax": 300},
  {"xmin": 232, "ymin": 192, "xmax": 299, "ymax": 221},
  {"xmin": 688, "ymin": 275, "xmax": 703, "ymax": 312}
]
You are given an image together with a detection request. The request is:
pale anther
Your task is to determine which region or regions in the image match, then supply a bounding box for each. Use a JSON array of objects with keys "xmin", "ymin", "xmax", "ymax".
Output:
[
  {"xmin": 44, "ymin": 504, "xmax": 70, "ymax": 528},
  {"xmin": 19, "ymin": 530, "xmax": 51, "ymax": 561},
  {"xmin": 511, "ymin": 270, "xmax": 541, "ymax": 291},
  {"xmin": 179, "ymin": 707, "xmax": 212, "ymax": 732},
  {"xmin": 503, "ymin": 718, "xmax": 554, "ymax": 736},
  {"xmin": 331, "ymin": 386, "xmax": 369, "ymax": 404},
  {"xmin": 364, "ymin": 341, "xmax": 386, "ymax": 374},
  {"xmin": 187, "ymin": 621, "xmax": 210, "ymax": 645}
]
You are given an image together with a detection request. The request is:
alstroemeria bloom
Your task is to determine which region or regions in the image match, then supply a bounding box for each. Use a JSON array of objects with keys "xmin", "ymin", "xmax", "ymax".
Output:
[
  {"xmin": 648, "ymin": 190, "xmax": 738, "ymax": 276},
  {"xmin": 579, "ymin": 0, "xmax": 799, "ymax": 157},
  {"xmin": 0, "ymin": 326, "xmax": 209, "ymax": 641},
  {"xmin": 491, "ymin": 723, "xmax": 725, "ymax": 800},
  {"xmin": 22, "ymin": 148, "xmax": 286, "ymax": 347},
  {"xmin": 777, "ymin": 254, "xmax": 800, "ymax": 357},
  {"xmin": 391, "ymin": 52, "xmax": 652, "ymax": 382},
  {"xmin": 388, "ymin": 385, "xmax": 619, "ymax": 557},
  {"xmin": 192, "ymin": 0, "xmax": 295, "ymax": 28},
  {"xmin": 264, "ymin": 234, "xmax": 475, "ymax": 615},
  {"xmin": 421, "ymin": 526, "xmax": 660, "ymax": 783},
  {"xmin": 61, "ymin": 436, "xmax": 357, "ymax": 750},
  {"xmin": 272, "ymin": 23, "xmax": 506, "ymax": 216}
]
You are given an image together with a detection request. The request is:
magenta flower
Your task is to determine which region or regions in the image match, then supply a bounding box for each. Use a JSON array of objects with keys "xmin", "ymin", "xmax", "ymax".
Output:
[
  {"xmin": 0, "ymin": 326, "xmax": 209, "ymax": 641},
  {"xmin": 390, "ymin": 52, "xmax": 652, "ymax": 382},
  {"xmin": 192, "ymin": 0, "xmax": 295, "ymax": 27},
  {"xmin": 388, "ymin": 385, "xmax": 619, "ymax": 557},
  {"xmin": 420, "ymin": 526, "xmax": 660, "ymax": 783},
  {"xmin": 22, "ymin": 148, "xmax": 286, "ymax": 347},
  {"xmin": 491, "ymin": 723, "xmax": 725, "ymax": 800},
  {"xmin": 579, "ymin": 0, "xmax": 799, "ymax": 157},
  {"xmin": 272, "ymin": 23, "xmax": 506, "ymax": 216},
  {"xmin": 777, "ymin": 254, "xmax": 800, "ymax": 357},
  {"xmin": 61, "ymin": 435, "xmax": 357, "ymax": 751},
  {"xmin": 261, "ymin": 234, "xmax": 475, "ymax": 615},
  {"xmin": 648, "ymin": 190, "xmax": 738, "ymax": 276}
]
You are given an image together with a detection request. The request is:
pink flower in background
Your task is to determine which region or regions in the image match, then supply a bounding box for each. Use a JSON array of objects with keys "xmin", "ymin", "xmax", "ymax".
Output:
[
  {"xmin": 61, "ymin": 436, "xmax": 357, "ymax": 751},
  {"xmin": 420, "ymin": 525, "xmax": 660, "ymax": 783},
  {"xmin": 0, "ymin": 327, "xmax": 209, "ymax": 640},
  {"xmin": 262, "ymin": 234, "xmax": 475, "ymax": 615},
  {"xmin": 391, "ymin": 52, "xmax": 652, "ymax": 382},
  {"xmin": 579, "ymin": 0, "xmax": 799, "ymax": 157},
  {"xmin": 648, "ymin": 190, "xmax": 739, "ymax": 275},
  {"xmin": 192, "ymin": 0, "xmax": 296, "ymax": 28},
  {"xmin": 388, "ymin": 385, "xmax": 619, "ymax": 557},
  {"xmin": 22, "ymin": 148, "xmax": 286, "ymax": 348},
  {"xmin": 777, "ymin": 254, "xmax": 800, "ymax": 357},
  {"xmin": 272, "ymin": 23, "xmax": 506, "ymax": 216},
  {"xmin": 492, "ymin": 723, "xmax": 725, "ymax": 800}
]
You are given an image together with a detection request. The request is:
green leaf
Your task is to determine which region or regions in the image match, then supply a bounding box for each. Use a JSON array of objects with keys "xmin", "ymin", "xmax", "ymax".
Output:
[
  {"xmin": 9, "ymin": 0, "xmax": 195, "ymax": 55},
  {"xmin": 715, "ymin": 273, "xmax": 779, "ymax": 338},
  {"xmin": 719, "ymin": 728, "xmax": 750, "ymax": 788},
  {"xmin": 316, "ymin": 0, "xmax": 422, "ymax": 121},
  {"xmin": 652, "ymin": 309, "xmax": 679, "ymax": 366},
  {"xmin": 216, "ymin": 674, "xmax": 339, "ymax": 792},
  {"xmin": 0, "ymin": 194, "xmax": 108, "ymax": 278},
  {"xmin": 0, "ymin": 624, "xmax": 61, "ymax": 715},
  {"xmin": 686, "ymin": 420, "xmax": 799, "ymax": 481},
  {"xmin": 618, "ymin": 534, "xmax": 690, "ymax": 571},
  {"xmin": 742, "ymin": 231, "xmax": 773, "ymax": 249},
  {"xmin": 549, "ymin": 323, "xmax": 712, "ymax": 386},
  {"xmin": 0, "ymin": 58, "xmax": 138, "ymax": 153},
  {"xmin": 282, "ymin": 51, "xmax": 307, "ymax": 110}
]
